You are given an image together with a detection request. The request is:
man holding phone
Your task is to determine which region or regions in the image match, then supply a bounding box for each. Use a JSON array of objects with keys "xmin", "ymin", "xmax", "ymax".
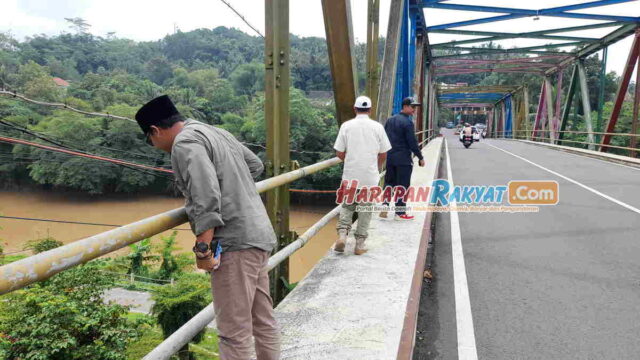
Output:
[{"xmin": 136, "ymin": 95, "xmax": 280, "ymax": 360}]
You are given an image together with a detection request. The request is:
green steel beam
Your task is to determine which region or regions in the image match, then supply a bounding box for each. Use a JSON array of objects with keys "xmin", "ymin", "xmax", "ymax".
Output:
[
  {"xmin": 429, "ymin": 22, "xmax": 624, "ymax": 39},
  {"xmin": 366, "ymin": 0, "xmax": 380, "ymax": 116},
  {"xmin": 322, "ymin": 0, "xmax": 358, "ymax": 125},
  {"xmin": 577, "ymin": 60, "xmax": 596, "ymax": 149},
  {"xmin": 433, "ymin": 50, "xmax": 575, "ymax": 59},
  {"xmin": 432, "ymin": 34, "xmax": 597, "ymax": 48},
  {"xmin": 559, "ymin": 65, "xmax": 579, "ymax": 144},
  {"xmin": 596, "ymin": 47, "xmax": 608, "ymax": 143},
  {"xmin": 547, "ymin": 24, "xmax": 639, "ymax": 74},
  {"xmin": 265, "ymin": 0, "xmax": 291, "ymax": 304},
  {"xmin": 377, "ymin": 0, "xmax": 404, "ymax": 123},
  {"xmin": 437, "ymin": 41, "xmax": 588, "ymax": 53}
]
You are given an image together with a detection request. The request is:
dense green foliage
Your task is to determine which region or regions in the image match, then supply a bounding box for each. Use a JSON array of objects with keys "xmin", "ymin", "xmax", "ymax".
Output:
[
  {"xmin": 0, "ymin": 263, "xmax": 145, "ymax": 360},
  {"xmin": 23, "ymin": 235, "xmax": 63, "ymax": 253},
  {"xmin": 0, "ymin": 26, "xmax": 341, "ymax": 195},
  {"xmin": 1, "ymin": 25, "xmax": 637, "ymax": 194},
  {"xmin": 151, "ymin": 272, "xmax": 213, "ymax": 358}
]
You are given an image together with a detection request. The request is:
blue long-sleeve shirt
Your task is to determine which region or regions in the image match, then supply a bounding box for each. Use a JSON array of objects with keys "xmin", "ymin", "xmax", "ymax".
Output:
[{"xmin": 384, "ymin": 112, "xmax": 423, "ymax": 166}]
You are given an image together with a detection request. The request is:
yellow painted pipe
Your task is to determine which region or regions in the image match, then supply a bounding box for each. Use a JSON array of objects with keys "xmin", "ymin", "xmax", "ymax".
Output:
[{"xmin": 0, "ymin": 157, "xmax": 342, "ymax": 295}]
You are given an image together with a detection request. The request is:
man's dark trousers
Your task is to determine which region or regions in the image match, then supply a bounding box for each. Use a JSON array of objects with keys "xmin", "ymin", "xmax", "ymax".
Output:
[{"xmin": 385, "ymin": 163, "xmax": 413, "ymax": 215}]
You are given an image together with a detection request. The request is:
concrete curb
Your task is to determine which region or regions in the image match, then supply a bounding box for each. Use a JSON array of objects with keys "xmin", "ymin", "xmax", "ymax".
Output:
[
  {"xmin": 396, "ymin": 139, "xmax": 444, "ymax": 360},
  {"xmin": 499, "ymin": 138, "xmax": 640, "ymax": 168}
]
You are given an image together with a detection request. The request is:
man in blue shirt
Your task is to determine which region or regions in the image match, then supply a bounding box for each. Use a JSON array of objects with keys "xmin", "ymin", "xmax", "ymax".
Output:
[{"xmin": 381, "ymin": 97, "xmax": 425, "ymax": 220}]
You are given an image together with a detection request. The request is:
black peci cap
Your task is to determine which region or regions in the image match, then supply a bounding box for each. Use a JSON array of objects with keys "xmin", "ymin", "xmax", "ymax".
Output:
[
  {"xmin": 135, "ymin": 95, "xmax": 181, "ymax": 134},
  {"xmin": 402, "ymin": 97, "xmax": 421, "ymax": 107}
]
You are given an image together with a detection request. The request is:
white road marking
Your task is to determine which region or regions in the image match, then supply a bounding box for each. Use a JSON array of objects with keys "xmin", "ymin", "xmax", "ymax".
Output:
[
  {"xmin": 445, "ymin": 139, "xmax": 479, "ymax": 360},
  {"xmin": 486, "ymin": 142, "xmax": 640, "ymax": 215},
  {"xmin": 498, "ymin": 139, "xmax": 640, "ymax": 172}
]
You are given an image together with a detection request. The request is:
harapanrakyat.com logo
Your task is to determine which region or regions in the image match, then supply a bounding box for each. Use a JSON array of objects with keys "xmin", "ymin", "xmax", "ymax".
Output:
[{"xmin": 335, "ymin": 179, "xmax": 559, "ymax": 213}]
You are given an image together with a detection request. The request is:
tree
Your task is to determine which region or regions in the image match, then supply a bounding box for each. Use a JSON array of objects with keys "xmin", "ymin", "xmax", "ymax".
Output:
[
  {"xmin": 230, "ymin": 62, "xmax": 264, "ymax": 96},
  {"xmin": 12, "ymin": 61, "xmax": 62, "ymax": 102},
  {"xmin": 155, "ymin": 231, "xmax": 192, "ymax": 281},
  {"xmin": 64, "ymin": 18, "xmax": 91, "ymax": 35},
  {"xmin": 145, "ymin": 56, "xmax": 174, "ymax": 85},
  {"xmin": 0, "ymin": 263, "xmax": 144, "ymax": 360},
  {"xmin": 151, "ymin": 273, "xmax": 212, "ymax": 360},
  {"xmin": 127, "ymin": 238, "xmax": 157, "ymax": 277}
]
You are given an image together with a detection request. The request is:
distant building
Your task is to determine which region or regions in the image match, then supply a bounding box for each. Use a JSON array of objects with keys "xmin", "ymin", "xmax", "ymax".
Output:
[{"xmin": 52, "ymin": 77, "xmax": 70, "ymax": 88}]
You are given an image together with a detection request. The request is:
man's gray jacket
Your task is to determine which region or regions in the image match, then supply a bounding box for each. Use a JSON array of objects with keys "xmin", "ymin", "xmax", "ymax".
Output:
[{"xmin": 171, "ymin": 119, "xmax": 276, "ymax": 253}]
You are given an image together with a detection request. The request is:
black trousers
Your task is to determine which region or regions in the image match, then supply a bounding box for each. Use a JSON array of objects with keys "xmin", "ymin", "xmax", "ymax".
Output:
[{"xmin": 384, "ymin": 164, "xmax": 413, "ymax": 215}]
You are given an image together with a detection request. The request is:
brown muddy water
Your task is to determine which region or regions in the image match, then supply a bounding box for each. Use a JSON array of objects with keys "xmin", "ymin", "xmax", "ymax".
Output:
[{"xmin": 0, "ymin": 190, "xmax": 337, "ymax": 283}]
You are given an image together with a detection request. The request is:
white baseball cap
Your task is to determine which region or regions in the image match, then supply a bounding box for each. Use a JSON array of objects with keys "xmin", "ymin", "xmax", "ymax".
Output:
[{"xmin": 354, "ymin": 96, "xmax": 372, "ymax": 109}]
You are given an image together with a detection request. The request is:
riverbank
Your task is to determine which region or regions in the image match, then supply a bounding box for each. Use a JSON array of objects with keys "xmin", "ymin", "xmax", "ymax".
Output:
[{"xmin": 0, "ymin": 189, "xmax": 337, "ymax": 282}]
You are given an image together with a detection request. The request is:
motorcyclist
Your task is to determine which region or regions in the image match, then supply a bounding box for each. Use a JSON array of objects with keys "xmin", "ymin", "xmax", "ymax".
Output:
[
  {"xmin": 460, "ymin": 122, "xmax": 474, "ymax": 142},
  {"xmin": 463, "ymin": 123, "xmax": 474, "ymax": 136}
]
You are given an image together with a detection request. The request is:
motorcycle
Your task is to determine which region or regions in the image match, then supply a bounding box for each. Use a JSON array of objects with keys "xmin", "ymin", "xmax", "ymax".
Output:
[{"xmin": 462, "ymin": 134, "xmax": 473, "ymax": 148}]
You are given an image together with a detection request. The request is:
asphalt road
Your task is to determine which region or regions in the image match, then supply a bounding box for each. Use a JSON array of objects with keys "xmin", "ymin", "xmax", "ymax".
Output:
[{"xmin": 414, "ymin": 130, "xmax": 640, "ymax": 360}]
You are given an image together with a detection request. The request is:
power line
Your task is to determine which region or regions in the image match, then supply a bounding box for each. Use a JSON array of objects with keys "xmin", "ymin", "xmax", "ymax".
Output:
[
  {"xmin": 0, "ymin": 119, "xmax": 163, "ymax": 162},
  {"xmin": 217, "ymin": 0, "xmax": 264, "ymax": 38},
  {"xmin": 0, "ymin": 215, "xmax": 191, "ymax": 231},
  {"xmin": 0, "ymin": 135, "xmax": 174, "ymax": 175},
  {"xmin": 0, "ymin": 89, "xmax": 136, "ymax": 123},
  {"xmin": 0, "ymin": 89, "xmax": 334, "ymax": 156}
]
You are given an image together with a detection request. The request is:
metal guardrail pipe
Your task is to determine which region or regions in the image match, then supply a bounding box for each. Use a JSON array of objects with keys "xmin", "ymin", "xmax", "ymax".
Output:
[
  {"xmin": 143, "ymin": 205, "xmax": 342, "ymax": 360},
  {"xmin": 144, "ymin": 139, "xmax": 433, "ymax": 359},
  {"xmin": 0, "ymin": 157, "xmax": 342, "ymax": 295}
]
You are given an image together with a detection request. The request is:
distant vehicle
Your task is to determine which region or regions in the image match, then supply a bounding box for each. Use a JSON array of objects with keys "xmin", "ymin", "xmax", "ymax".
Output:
[
  {"xmin": 454, "ymin": 125, "xmax": 462, "ymax": 135},
  {"xmin": 474, "ymin": 123, "xmax": 486, "ymax": 130},
  {"xmin": 459, "ymin": 126, "xmax": 480, "ymax": 142},
  {"xmin": 446, "ymin": 121, "xmax": 454, "ymax": 129}
]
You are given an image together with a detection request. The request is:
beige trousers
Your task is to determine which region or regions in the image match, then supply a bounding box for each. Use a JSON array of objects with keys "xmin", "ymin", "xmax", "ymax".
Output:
[
  {"xmin": 336, "ymin": 202, "xmax": 373, "ymax": 240},
  {"xmin": 211, "ymin": 248, "xmax": 281, "ymax": 360}
]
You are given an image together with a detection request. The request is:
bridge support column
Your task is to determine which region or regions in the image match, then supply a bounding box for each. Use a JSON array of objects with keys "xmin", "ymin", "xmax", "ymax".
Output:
[
  {"xmin": 559, "ymin": 64, "xmax": 579, "ymax": 146},
  {"xmin": 366, "ymin": 0, "xmax": 380, "ymax": 117},
  {"xmin": 532, "ymin": 81, "xmax": 545, "ymax": 140},
  {"xmin": 377, "ymin": 0, "xmax": 404, "ymax": 124},
  {"xmin": 422, "ymin": 62, "xmax": 431, "ymax": 141},
  {"xmin": 601, "ymin": 28, "xmax": 640, "ymax": 152},
  {"xmin": 413, "ymin": 33, "xmax": 425, "ymax": 143},
  {"xmin": 322, "ymin": 0, "xmax": 358, "ymax": 125},
  {"xmin": 265, "ymin": 0, "xmax": 292, "ymax": 304},
  {"xmin": 596, "ymin": 47, "xmax": 608, "ymax": 144},
  {"xmin": 553, "ymin": 70, "xmax": 564, "ymax": 143},
  {"xmin": 544, "ymin": 76, "xmax": 556, "ymax": 143},
  {"xmin": 523, "ymin": 86, "xmax": 530, "ymax": 140},
  {"xmin": 631, "ymin": 55, "xmax": 640, "ymax": 158},
  {"xmin": 577, "ymin": 60, "xmax": 596, "ymax": 150}
]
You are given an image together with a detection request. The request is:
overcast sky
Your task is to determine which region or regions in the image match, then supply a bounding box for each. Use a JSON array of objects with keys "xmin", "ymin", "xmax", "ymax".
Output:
[{"xmin": 1, "ymin": 0, "xmax": 637, "ymax": 78}]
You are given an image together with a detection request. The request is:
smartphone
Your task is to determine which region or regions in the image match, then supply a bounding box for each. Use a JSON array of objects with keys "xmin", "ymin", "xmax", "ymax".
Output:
[{"xmin": 211, "ymin": 240, "xmax": 222, "ymax": 260}]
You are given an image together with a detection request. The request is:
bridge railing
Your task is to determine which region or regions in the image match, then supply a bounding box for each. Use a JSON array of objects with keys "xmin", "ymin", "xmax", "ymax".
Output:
[
  {"xmin": 490, "ymin": 129, "xmax": 640, "ymax": 157},
  {"xmin": 0, "ymin": 129, "xmax": 437, "ymax": 359},
  {"xmin": 143, "ymin": 131, "xmax": 438, "ymax": 360},
  {"xmin": 0, "ymin": 157, "xmax": 341, "ymax": 295}
]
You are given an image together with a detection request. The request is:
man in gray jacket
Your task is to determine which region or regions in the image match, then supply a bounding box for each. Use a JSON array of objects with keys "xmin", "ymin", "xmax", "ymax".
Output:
[{"xmin": 136, "ymin": 95, "xmax": 280, "ymax": 360}]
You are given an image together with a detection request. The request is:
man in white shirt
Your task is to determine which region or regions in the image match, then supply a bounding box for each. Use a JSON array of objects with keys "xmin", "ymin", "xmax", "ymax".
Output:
[{"xmin": 333, "ymin": 96, "xmax": 392, "ymax": 255}]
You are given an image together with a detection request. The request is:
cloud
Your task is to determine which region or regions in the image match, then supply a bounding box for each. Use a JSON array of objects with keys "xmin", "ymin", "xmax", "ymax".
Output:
[{"xmin": 0, "ymin": 0, "xmax": 64, "ymax": 39}]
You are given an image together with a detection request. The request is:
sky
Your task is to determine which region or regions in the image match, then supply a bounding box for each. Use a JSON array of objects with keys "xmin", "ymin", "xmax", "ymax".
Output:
[{"xmin": 1, "ymin": 0, "xmax": 638, "ymax": 78}]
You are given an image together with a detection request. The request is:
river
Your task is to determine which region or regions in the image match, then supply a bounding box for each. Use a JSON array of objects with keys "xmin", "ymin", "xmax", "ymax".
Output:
[{"xmin": 0, "ymin": 190, "xmax": 337, "ymax": 283}]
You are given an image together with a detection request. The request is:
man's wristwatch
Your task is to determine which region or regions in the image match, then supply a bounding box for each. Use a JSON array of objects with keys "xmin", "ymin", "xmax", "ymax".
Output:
[{"xmin": 193, "ymin": 241, "xmax": 213, "ymax": 259}]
